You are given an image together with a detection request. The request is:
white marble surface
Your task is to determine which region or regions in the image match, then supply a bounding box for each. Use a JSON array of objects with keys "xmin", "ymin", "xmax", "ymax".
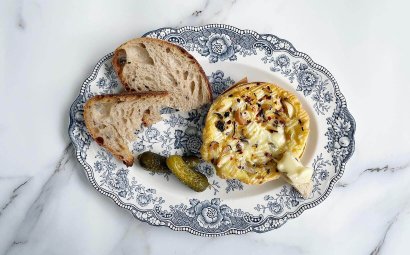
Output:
[{"xmin": 1, "ymin": 0, "xmax": 410, "ymax": 254}]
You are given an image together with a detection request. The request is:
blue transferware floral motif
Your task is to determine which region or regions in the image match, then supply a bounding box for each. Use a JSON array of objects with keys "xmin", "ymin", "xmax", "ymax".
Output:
[
  {"xmin": 69, "ymin": 25, "xmax": 356, "ymax": 236},
  {"xmin": 93, "ymin": 149, "xmax": 165, "ymax": 205},
  {"xmin": 97, "ymin": 64, "xmax": 119, "ymax": 93},
  {"xmin": 198, "ymin": 33, "xmax": 240, "ymax": 63},
  {"xmin": 145, "ymin": 127, "xmax": 160, "ymax": 141},
  {"xmin": 276, "ymin": 54, "xmax": 290, "ymax": 68},
  {"xmin": 262, "ymin": 56, "xmax": 332, "ymax": 115},
  {"xmin": 325, "ymin": 107, "xmax": 353, "ymax": 167},
  {"xmin": 297, "ymin": 69, "xmax": 319, "ymax": 96},
  {"xmin": 196, "ymin": 163, "xmax": 214, "ymax": 177},
  {"xmin": 175, "ymin": 127, "xmax": 202, "ymax": 154},
  {"xmin": 186, "ymin": 198, "xmax": 232, "ymax": 229},
  {"xmin": 208, "ymin": 70, "xmax": 235, "ymax": 97},
  {"xmin": 225, "ymin": 179, "xmax": 244, "ymax": 193}
]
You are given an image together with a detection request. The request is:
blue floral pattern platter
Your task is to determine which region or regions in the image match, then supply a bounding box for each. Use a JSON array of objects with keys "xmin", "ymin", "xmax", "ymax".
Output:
[{"xmin": 68, "ymin": 25, "xmax": 356, "ymax": 236}]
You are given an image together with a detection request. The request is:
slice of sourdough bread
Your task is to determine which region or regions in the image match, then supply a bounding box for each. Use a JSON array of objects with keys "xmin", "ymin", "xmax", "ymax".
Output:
[
  {"xmin": 84, "ymin": 92, "xmax": 169, "ymax": 167},
  {"xmin": 112, "ymin": 37, "xmax": 212, "ymax": 111}
]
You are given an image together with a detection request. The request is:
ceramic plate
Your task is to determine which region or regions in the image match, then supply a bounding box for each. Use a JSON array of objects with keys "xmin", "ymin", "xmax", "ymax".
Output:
[{"xmin": 68, "ymin": 24, "xmax": 356, "ymax": 236}]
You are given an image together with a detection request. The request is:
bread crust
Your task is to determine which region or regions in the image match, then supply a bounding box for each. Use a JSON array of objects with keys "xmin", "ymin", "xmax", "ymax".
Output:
[{"xmin": 112, "ymin": 37, "xmax": 212, "ymax": 102}]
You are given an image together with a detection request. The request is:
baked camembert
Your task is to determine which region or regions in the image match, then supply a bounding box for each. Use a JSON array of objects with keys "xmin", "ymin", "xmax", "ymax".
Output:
[{"xmin": 201, "ymin": 82, "xmax": 313, "ymax": 198}]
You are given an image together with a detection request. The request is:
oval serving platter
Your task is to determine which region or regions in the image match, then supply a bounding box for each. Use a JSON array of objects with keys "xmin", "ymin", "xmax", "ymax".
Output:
[{"xmin": 68, "ymin": 24, "xmax": 356, "ymax": 236}]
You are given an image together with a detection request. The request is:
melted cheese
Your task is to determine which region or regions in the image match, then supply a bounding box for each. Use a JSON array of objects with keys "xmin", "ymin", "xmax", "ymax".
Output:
[
  {"xmin": 243, "ymin": 122, "xmax": 285, "ymax": 157},
  {"xmin": 215, "ymin": 98, "xmax": 233, "ymax": 112},
  {"xmin": 201, "ymin": 82, "xmax": 310, "ymax": 185},
  {"xmin": 277, "ymin": 151, "xmax": 313, "ymax": 185}
]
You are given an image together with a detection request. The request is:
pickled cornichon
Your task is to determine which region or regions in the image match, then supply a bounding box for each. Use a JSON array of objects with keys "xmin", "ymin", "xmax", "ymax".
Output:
[
  {"xmin": 182, "ymin": 156, "xmax": 202, "ymax": 169},
  {"xmin": 138, "ymin": 151, "xmax": 170, "ymax": 173},
  {"xmin": 166, "ymin": 155, "xmax": 209, "ymax": 192}
]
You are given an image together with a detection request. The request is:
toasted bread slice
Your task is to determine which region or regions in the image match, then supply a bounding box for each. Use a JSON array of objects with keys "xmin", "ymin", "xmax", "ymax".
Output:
[
  {"xmin": 112, "ymin": 37, "xmax": 212, "ymax": 111},
  {"xmin": 83, "ymin": 92, "xmax": 169, "ymax": 167}
]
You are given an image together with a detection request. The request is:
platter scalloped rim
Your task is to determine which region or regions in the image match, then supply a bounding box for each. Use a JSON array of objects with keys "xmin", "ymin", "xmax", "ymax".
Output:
[{"xmin": 68, "ymin": 24, "xmax": 356, "ymax": 236}]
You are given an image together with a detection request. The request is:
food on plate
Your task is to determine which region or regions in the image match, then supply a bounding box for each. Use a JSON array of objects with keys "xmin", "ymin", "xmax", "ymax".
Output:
[
  {"xmin": 84, "ymin": 36, "xmax": 313, "ymax": 196},
  {"xmin": 138, "ymin": 152, "xmax": 202, "ymax": 174},
  {"xmin": 139, "ymin": 152, "xmax": 207, "ymax": 192},
  {"xmin": 182, "ymin": 156, "xmax": 202, "ymax": 169},
  {"xmin": 84, "ymin": 38, "xmax": 212, "ymax": 167},
  {"xmin": 166, "ymin": 155, "xmax": 209, "ymax": 192},
  {"xmin": 112, "ymin": 37, "xmax": 212, "ymax": 111},
  {"xmin": 84, "ymin": 92, "xmax": 169, "ymax": 167},
  {"xmin": 139, "ymin": 151, "xmax": 170, "ymax": 173},
  {"xmin": 200, "ymin": 82, "xmax": 313, "ymax": 198},
  {"xmin": 276, "ymin": 151, "xmax": 313, "ymax": 197}
]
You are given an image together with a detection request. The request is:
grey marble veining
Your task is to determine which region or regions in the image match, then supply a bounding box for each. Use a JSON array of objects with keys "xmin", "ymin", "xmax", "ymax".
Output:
[
  {"xmin": 5, "ymin": 144, "xmax": 73, "ymax": 254},
  {"xmin": 336, "ymin": 163, "xmax": 410, "ymax": 188},
  {"xmin": 0, "ymin": 177, "xmax": 32, "ymax": 217}
]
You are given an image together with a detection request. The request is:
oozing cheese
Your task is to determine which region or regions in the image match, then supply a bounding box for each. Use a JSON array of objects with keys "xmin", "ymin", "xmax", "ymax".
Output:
[
  {"xmin": 201, "ymin": 82, "xmax": 310, "ymax": 185},
  {"xmin": 243, "ymin": 122, "xmax": 285, "ymax": 149},
  {"xmin": 277, "ymin": 151, "xmax": 313, "ymax": 185},
  {"xmin": 206, "ymin": 87, "xmax": 289, "ymax": 170}
]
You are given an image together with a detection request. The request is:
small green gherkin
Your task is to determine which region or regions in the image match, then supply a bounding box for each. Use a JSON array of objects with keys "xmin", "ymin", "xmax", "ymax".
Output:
[
  {"xmin": 166, "ymin": 155, "xmax": 209, "ymax": 192},
  {"xmin": 138, "ymin": 151, "xmax": 170, "ymax": 173},
  {"xmin": 182, "ymin": 156, "xmax": 202, "ymax": 169}
]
